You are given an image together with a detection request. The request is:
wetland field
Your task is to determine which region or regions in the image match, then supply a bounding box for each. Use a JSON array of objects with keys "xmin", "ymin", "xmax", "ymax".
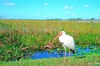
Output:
[{"xmin": 0, "ymin": 20, "xmax": 100, "ymax": 66}]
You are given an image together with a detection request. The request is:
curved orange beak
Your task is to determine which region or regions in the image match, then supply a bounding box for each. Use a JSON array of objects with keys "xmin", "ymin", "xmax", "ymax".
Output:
[{"xmin": 52, "ymin": 32, "xmax": 63, "ymax": 43}]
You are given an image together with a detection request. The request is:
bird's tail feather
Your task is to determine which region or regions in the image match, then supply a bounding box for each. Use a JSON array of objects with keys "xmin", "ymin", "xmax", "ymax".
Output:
[{"xmin": 70, "ymin": 49, "xmax": 75, "ymax": 53}]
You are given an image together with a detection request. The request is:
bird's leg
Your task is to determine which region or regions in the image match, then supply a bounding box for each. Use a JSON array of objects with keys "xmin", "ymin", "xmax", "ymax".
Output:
[
  {"xmin": 69, "ymin": 50, "xmax": 70, "ymax": 63},
  {"xmin": 63, "ymin": 46, "xmax": 66, "ymax": 62},
  {"xmin": 64, "ymin": 49, "xmax": 66, "ymax": 62}
]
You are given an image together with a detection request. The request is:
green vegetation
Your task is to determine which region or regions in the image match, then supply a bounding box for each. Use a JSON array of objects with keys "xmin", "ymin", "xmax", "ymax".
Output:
[
  {"xmin": 0, "ymin": 20, "xmax": 100, "ymax": 62},
  {"xmin": 0, "ymin": 54, "xmax": 100, "ymax": 66}
]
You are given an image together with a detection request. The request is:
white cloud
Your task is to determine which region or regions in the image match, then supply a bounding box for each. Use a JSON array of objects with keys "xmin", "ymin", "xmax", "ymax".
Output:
[
  {"xmin": 86, "ymin": 14, "xmax": 89, "ymax": 16},
  {"xmin": 72, "ymin": 14, "xmax": 75, "ymax": 16},
  {"xmin": 36, "ymin": 14, "xmax": 40, "ymax": 17},
  {"xmin": 65, "ymin": 12, "xmax": 76, "ymax": 16},
  {"xmin": 95, "ymin": 14, "xmax": 98, "ymax": 16},
  {"xmin": 3, "ymin": 2, "xmax": 15, "ymax": 6},
  {"xmin": 63, "ymin": 5, "xmax": 73, "ymax": 10},
  {"xmin": 44, "ymin": 2, "xmax": 48, "ymax": 6},
  {"xmin": 85, "ymin": 4, "xmax": 90, "ymax": 8},
  {"xmin": 98, "ymin": 9, "xmax": 100, "ymax": 11},
  {"xmin": 66, "ymin": 12, "xmax": 69, "ymax": 15},
  {"xmin": 2, "ymin": 0, "xmax": 9, "ymax": 2}
]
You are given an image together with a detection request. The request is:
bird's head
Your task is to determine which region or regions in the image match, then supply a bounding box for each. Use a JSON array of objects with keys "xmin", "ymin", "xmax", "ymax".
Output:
[
  {"xmin": 60, "ymin": 31, "xmax": 66, "ymax": 36},
  {"xmin": 52, "ymin": 31, "xmax": 67, "ymax": 44},
  {"xmin": 54, "ymin": 31, "xmax": 66, "ymax": 40}
]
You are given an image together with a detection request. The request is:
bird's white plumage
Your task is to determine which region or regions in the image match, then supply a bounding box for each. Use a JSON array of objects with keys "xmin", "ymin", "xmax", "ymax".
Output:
[
  {"xmin": 54, "ymin": 31, "xmax": 75, "ymax": 62},
  {"xmin": 59, "ymin": 31, "xmax": 75, "ymax": 51}
]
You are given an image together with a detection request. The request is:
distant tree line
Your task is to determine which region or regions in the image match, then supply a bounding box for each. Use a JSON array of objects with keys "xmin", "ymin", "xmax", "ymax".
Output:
[
  {"xmin": 0, "ymin": 15, "xmax": 99, "ymax": 20},
  {"xmin": 46, "ymin": 18, "xmax": 97, "ymax": 21}
]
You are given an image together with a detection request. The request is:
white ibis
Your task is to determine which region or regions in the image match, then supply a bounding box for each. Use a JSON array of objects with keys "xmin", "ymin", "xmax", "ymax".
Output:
[{"xmin": 53, "ymin": 31, "xmax": 76, "ymax": 62}]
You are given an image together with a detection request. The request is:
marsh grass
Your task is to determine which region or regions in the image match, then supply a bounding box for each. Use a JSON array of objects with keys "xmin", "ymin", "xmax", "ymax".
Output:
[{"xmin": 0, "ymin": 20, "xmax": 100, "ymax": 61}]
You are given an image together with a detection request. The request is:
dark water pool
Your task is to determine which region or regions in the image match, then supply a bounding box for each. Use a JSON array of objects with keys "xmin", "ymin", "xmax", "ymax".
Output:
[
  {"xmin": 31, "ymin": 50, "xmax": 73, "ymax": 59},
  {"xmin": 31, "ymin": 46, "xmax": 99, "ymax": 60}
]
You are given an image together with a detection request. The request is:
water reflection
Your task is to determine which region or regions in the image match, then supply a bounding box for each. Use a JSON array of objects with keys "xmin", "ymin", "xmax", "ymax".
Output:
[
  {"xmin": 31, "ymin": 50, "xmax": 73, "ymax": 59},
  {"xmin": 31, "ymin": 45, "xmax": 99, "ymax": 60}
]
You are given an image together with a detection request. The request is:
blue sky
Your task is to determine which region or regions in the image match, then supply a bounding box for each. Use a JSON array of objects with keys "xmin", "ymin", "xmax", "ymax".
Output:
[{"xmin": 0, "ymin": 0, "xmax": 100, "ymax": 19}]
